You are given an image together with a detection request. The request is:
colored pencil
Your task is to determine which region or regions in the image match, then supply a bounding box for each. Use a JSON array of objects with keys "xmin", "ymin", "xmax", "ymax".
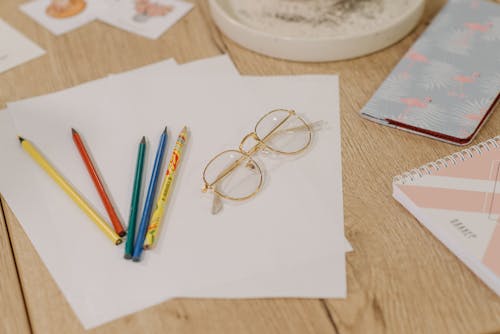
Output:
[
  {"xmin": 132, "ymin": 127, "xmax": 168, "ymax": 262},
  {"xmin": 124, "ymin": 136, "xmax": 146, "ymax": 259},
  {"xmin": 144, "ymin": 126, "xmax": 187, "ymax": 249},
  {"xmin": 19, "ymin": 137, "xmax": 122, "ymax": 245},
  {"xmin": 72, "ymin": 128, "xmax": 126, "ymax": 237}
]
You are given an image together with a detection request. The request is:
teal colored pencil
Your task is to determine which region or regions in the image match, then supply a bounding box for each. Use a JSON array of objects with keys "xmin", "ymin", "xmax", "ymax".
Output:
[{"xmin": 124, "ymin": 136, "xmax": 146, "ymax": 259}]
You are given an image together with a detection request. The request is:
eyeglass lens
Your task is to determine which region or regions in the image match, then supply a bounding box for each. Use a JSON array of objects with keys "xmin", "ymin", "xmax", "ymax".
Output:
[
  {"xmin": 255, "ymin": 110, "xmax": 311, "ymax": 154},
  {"xmin": 204, "ymin": 150, "xmax": 262, "ymax": 200}
]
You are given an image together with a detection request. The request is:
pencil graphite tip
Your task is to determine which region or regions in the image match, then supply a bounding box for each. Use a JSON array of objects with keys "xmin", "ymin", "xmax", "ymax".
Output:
[
  {"xmin": 71, "ymin": 128, "xmax": 78, "ymax": 135},
  {"xmin": 141, "ymin": 136, "xmax": 146, "ymax": 144},
  {"xmin": 164, "ymin": 126, "xmax": 168, "ymax": 134},
  {"xmin": 18, "ymin": 136, "xmax": 25, "ymax": 143}
]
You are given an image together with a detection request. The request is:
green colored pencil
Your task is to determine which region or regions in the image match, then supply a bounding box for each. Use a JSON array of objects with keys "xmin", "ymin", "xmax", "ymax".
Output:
[{"xmin": 124, "ymin": 136, "xmax": 146, "ymax": 259}]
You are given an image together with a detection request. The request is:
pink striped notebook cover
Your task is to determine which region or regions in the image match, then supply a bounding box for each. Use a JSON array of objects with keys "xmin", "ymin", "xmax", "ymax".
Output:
[{"xmin": 393, "ymin": 136, "xmax": 500, "ymax": 295}]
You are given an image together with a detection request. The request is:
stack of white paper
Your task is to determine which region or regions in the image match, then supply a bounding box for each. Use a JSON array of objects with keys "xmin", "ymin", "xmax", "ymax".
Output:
[{"xmin": 0, "ymin": 55, "xmax": 350, "ymax": 329}]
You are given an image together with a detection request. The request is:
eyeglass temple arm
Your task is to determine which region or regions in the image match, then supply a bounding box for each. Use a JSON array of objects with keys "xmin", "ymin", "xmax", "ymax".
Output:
[
  {"xmin": 208, "ymin": 154, "xmax": 251, "ymax": 189},
  {"xmin": 256, "ymin": 119, "xmax": 319, "ymax": 147},
  {"xmin": 257, "ymin": 113, "xmax": 293, "ymax": 143},
  {"xmin": 279, "ymin": 120, "xmax": 323, "ymax": 133}
]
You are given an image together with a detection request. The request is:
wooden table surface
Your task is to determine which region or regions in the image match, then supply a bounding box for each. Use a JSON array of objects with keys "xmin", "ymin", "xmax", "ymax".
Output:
[{"xmin": 1, "ymin": 0, "xmax": 499, "ymax": 333}]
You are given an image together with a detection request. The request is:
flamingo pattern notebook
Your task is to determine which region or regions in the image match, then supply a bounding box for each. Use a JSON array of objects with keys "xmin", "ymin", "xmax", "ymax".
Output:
[
  {"xmin": 361, "ymin": 0, "xmax": 500, "ymax": 145},
  {"xmin": 393, "ymin": 136, "xmax": 500, "ymax": 295}
]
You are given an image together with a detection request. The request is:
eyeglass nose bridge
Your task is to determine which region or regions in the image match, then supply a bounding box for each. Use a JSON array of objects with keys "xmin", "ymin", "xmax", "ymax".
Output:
[{"xmin": 239, "ymin": 132, "xmax": 260, "ymax": 155}]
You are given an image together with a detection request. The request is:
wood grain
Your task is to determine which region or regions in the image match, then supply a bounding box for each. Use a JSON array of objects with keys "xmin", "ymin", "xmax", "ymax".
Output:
[
  {"xmin": 1, "ymin": 0, "xmax": 500, "ymax": 333},
  {"xmin": 0, "ymin": 198, "xmax": 31, "ymax": 334}
]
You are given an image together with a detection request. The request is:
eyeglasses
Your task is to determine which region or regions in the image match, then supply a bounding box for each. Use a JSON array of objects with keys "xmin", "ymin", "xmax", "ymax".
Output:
[{"xmin": 202, "ymin": 109, "xmax": 313, "ymax": 214}]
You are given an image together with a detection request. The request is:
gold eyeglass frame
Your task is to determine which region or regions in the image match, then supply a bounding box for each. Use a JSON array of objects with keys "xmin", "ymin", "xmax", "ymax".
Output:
[{"xmin": 202, "ymin": 109, "xmax": 312, "ymax": 202}]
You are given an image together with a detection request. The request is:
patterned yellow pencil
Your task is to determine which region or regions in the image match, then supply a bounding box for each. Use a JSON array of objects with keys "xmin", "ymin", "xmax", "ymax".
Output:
[
  {"xmin": 144, "ymin": 126, "xmax": 188, "ymax": 249},
  {"xmin": 19, "ymin": 136, "xmax": 122, "ymax": 245}
]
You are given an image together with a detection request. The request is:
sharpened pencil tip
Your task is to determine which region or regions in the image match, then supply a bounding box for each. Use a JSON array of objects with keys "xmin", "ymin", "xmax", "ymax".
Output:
[
  {"xmin": 164, "ymin": 126, "xmax": 168, "ymax": 133},
  {"xmin": 18, "ymin": 136, "xmax": 25, "ymax": 143},
  {"xmin": 71, "ymin": 128, "xmax": 78, "ymax": 135},
  {"xmin": 141, "ymin": 136, "xmax": 146, "ymax": 144}
]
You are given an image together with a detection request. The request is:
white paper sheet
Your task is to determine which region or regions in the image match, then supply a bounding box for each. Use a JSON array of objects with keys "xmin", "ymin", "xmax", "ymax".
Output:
[
  {"xmin": 0, "ymin": 19, "xmax": 45, "ymax": 74},
  {"xmin": 0, "ymin": 57, "xmax": 347, "ymax": 328}
]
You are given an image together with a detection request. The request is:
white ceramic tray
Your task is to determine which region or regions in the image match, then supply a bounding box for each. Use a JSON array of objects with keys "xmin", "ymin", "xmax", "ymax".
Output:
[{"xmin": 209, "ymin": 0, "xmax": 426, "ymax": 62}]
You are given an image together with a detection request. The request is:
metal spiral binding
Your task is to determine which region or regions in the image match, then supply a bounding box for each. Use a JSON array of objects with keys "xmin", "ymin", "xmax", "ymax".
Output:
[{"xmin": 393, "ymin": 136, "xmax": 500, "ymax": 184}]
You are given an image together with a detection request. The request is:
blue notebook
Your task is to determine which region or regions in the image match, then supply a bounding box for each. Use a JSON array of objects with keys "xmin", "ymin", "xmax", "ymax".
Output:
[{"xmin": 361, "ymin": 0, "xmax": 500, "ymax": 145}]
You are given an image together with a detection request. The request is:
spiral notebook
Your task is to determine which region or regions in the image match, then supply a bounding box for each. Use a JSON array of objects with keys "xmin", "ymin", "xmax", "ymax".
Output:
[
  {"xmin": 361, "ymin": 0, "xmax": 500, "ymax": 145},
  {"xmin": 393, "ymin": 136, "xmax": 500, "ymax": 295}
]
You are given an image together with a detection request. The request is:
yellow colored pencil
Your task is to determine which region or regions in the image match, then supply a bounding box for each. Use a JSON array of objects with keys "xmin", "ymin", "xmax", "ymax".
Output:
[
  {"xmin": 144, "ymin": 126, "xmax": 188, "ymax": 249},
  {"xmin": 19, "ymin": 137, "xmax": 122, "ymax": 245}
]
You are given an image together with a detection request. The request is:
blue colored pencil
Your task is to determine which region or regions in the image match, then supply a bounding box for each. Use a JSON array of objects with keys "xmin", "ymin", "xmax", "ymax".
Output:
[{"xmin": 132, "ymin": 127, "xmax": 168, "ymax": 262}]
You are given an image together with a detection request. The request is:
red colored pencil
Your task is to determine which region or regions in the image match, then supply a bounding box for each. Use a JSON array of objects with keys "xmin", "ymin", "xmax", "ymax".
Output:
[{"xmin": 72, "ymin": 128, "xmax": 126, "ymax": 237}]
